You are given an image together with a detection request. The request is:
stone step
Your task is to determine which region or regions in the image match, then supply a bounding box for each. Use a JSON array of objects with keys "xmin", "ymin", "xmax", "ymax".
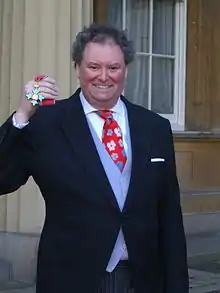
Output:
[
  {"xmin": 0, "ymin": 281, "xmax": 34, "ymax": 293},
  {"xmin": 0, "ymin": 259, "xmax": 11, "ymax": 282}
]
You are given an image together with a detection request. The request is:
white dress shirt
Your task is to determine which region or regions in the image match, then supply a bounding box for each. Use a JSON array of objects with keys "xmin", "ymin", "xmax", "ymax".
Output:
[
  {"xmin": 79, "ymin": 92, "xmax": 128, "ymax": 154},
  {"xmin": 79, "ymin": 92, "xmax": 129, "ymax": 267}
]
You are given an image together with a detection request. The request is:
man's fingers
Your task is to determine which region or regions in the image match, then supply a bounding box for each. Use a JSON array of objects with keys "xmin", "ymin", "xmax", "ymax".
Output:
[
  {"xmin": 41, "ymin": 76, "xmax": 56, "ymax": 84},
  {"xmin": 24, "ymin": 77, "xmax": 60, "ymax": 100},
  {"xmin": 38, "ymin": 81, "xmax": 58, "ymax": 89},
  {"xmin": 40, "ymin": 93, "xmax": 57, "ymax": 99},
  {"xmin": 25, "ymin": 80, "xmax": 59, "ymax": 95},
  {"xmin": 39, "ymin": 86, "xmax": 59, "ymax": 96}
]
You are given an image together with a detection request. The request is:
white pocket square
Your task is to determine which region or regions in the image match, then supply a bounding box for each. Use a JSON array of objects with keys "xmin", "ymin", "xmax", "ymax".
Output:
[{"xmin": 151, "ymin": 158, "xmax": 165, "ymax": 162}]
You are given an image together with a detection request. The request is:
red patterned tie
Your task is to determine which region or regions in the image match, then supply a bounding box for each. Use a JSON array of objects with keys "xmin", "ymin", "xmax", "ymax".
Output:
[{"xmin": 97, "ymin": 110, "xmax": 127, "ymax": 172}]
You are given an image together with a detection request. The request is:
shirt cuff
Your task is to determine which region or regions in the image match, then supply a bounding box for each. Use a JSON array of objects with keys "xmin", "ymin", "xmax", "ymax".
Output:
[{"xmin": 12, "ymin": 114, "xmax": 29, "ymax": 129}]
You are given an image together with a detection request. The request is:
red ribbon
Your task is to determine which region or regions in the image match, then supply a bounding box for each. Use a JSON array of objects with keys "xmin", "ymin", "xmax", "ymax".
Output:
[{"xmin": 34, "ymin": 75, "xmax": 55, "ymax": 106}]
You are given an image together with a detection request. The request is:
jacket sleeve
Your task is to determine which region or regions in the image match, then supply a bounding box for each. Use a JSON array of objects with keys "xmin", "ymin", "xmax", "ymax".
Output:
[
  {"xmin": 158, "ymin": 120, "xmax": 189, "ymax": 293},
  {"xmin": 0, "ymin": 115, "xmax": 30, "ymax": 195}
]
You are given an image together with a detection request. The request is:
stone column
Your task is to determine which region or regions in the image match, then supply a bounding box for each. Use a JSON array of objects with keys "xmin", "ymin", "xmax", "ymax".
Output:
[{"xmin": 0, "ymin": 0, "xmax": 93, "ymax": 233}]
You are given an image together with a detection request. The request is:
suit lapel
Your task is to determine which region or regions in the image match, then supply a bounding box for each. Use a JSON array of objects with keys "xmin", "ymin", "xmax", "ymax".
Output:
[
  {"xmin": 59, "ymin": 89, "xmax": 120, "ymax": 211},
  {"xmin": 58, "ymin": 90, "xmax": 152, "ymax": 213},
  {"xmin": 122, "ymin": 98, "xmax": 152, "ymax": 212}
]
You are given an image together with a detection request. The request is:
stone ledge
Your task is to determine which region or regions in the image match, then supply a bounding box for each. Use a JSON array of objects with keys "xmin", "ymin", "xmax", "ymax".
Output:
[
  {"xmin": 183, "ymin": 212, "xmax": 220, "ymax": 235},
  {"xmin": 0, "ymin": 281, "xmax": 34, "ymax": 293},
  {"xmin": 174, "ymin": 131, "xmax": 220, "ymax": 141}
]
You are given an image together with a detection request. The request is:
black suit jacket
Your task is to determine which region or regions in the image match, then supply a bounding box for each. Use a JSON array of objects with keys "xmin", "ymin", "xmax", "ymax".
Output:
[{"xmin": 0, "ymin": 89, "xmax": 188, "ymax": 293}]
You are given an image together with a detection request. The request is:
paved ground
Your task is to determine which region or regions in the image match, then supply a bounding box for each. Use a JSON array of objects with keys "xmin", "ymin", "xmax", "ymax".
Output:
[{"xmin": 187, "ymin": 231, "xmax": 220, "ymax": 293}]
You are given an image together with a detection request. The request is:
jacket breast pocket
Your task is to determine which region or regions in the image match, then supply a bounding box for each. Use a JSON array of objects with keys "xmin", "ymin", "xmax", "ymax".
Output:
[
  {"xmin": 145, "ymin": 160, "xmax": 167, "ymax": 183},
  {"xmin": 147, "ymin": 160, "xmax": 166, "ymax": 169}
]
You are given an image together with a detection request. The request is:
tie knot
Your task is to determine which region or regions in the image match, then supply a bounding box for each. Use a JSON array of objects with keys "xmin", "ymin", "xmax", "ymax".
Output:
[{"xmin": 96, "ymin": 110, "xmax": 113, "ymax": 120}]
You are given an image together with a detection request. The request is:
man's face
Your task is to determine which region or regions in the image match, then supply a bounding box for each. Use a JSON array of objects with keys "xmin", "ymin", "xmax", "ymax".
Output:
[{"xmin": 76, "ymin": 41, "xmax": 127, "ymax": 109}]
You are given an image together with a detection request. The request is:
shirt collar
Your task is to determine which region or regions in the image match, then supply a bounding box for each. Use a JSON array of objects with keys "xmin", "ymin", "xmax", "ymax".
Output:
[{"xmin": 79, "ymin": 90, "xmax": 124, "ymax": 116}]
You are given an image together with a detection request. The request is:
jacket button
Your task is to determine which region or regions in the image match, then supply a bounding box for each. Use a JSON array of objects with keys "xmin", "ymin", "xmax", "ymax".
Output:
[
  {"xmin": 122, "ymin": 214, "xmax": 129, "ymax": 219},
  {"xmin": 123, "ymin": 243, "xmax": 127, "ymax": 250}
]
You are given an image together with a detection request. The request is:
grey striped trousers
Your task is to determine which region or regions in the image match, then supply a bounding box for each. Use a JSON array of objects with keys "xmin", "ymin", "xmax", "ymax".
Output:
[{"xmin": 97, "ymin": 261, "xmax": 134, "ymax": 293}]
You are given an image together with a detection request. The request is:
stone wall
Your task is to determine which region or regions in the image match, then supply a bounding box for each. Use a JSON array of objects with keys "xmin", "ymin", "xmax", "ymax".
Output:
[{"xmin": 0, "ymin": 0, "xmax": 93, "ymax": 234}]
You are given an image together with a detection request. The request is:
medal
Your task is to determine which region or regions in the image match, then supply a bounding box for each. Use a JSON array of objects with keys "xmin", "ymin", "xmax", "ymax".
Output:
[{"xmin": 25, "ymin": 75, "xmax": 56, "ymax": 106}]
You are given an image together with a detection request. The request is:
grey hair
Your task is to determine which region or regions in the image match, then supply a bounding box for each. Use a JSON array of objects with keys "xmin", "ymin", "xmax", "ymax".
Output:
[{"xmin": 72, "ymin": 23, "xmax": 135, "ymax": 67}]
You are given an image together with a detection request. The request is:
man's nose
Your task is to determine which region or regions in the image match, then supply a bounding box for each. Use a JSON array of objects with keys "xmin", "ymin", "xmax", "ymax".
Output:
[{"xmin": 99, "ymin": 69, "xmax": 108, "ymax": 82}]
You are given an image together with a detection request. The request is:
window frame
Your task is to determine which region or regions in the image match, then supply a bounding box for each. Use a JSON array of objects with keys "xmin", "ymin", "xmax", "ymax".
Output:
[{"xmin": 121, "ymin": 0, "xmax": 187, "ymax": 131}]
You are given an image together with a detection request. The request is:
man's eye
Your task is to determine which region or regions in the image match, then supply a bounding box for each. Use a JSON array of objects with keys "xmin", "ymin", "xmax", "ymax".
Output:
[
  {"xmin": 89, "ymin": 66, "xmax": 98, "ymax": 70},
  {"xmin": 109, "ymin": 66, "xmax": 119, "ymax": 71}
]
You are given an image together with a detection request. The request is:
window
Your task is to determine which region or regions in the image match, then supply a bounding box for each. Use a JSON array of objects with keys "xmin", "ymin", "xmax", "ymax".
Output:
[{"xmin": 96, "ymin": 0, "xmax": 187, "ymax": 130}]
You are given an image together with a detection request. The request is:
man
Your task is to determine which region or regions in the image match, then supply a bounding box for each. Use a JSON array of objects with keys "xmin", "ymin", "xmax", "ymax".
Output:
[{"xmin": 0, "ymin": 24, "xmax": 188, "ymax": 293}]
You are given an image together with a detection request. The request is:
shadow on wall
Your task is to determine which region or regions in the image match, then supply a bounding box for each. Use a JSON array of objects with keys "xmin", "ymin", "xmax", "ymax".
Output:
[{"xmin": 0, "ymin": 231, "xmax": 39, "ymax": 292}]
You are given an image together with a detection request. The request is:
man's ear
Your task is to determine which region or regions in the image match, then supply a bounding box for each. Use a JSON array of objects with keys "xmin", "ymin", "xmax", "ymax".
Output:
[
  {"xmin": 76, "ymin": 64, "xmax": 80, "ymax": 79},
  {"xmin": 125, "ymin": 67, "xmax": 128, "ymax": 79}
]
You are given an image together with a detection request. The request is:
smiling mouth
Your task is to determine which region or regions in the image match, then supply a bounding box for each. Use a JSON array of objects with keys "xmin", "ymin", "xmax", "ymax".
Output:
[{"xmin": 93, "ymin": 85, "xmax": 113, "ymax": 89}]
